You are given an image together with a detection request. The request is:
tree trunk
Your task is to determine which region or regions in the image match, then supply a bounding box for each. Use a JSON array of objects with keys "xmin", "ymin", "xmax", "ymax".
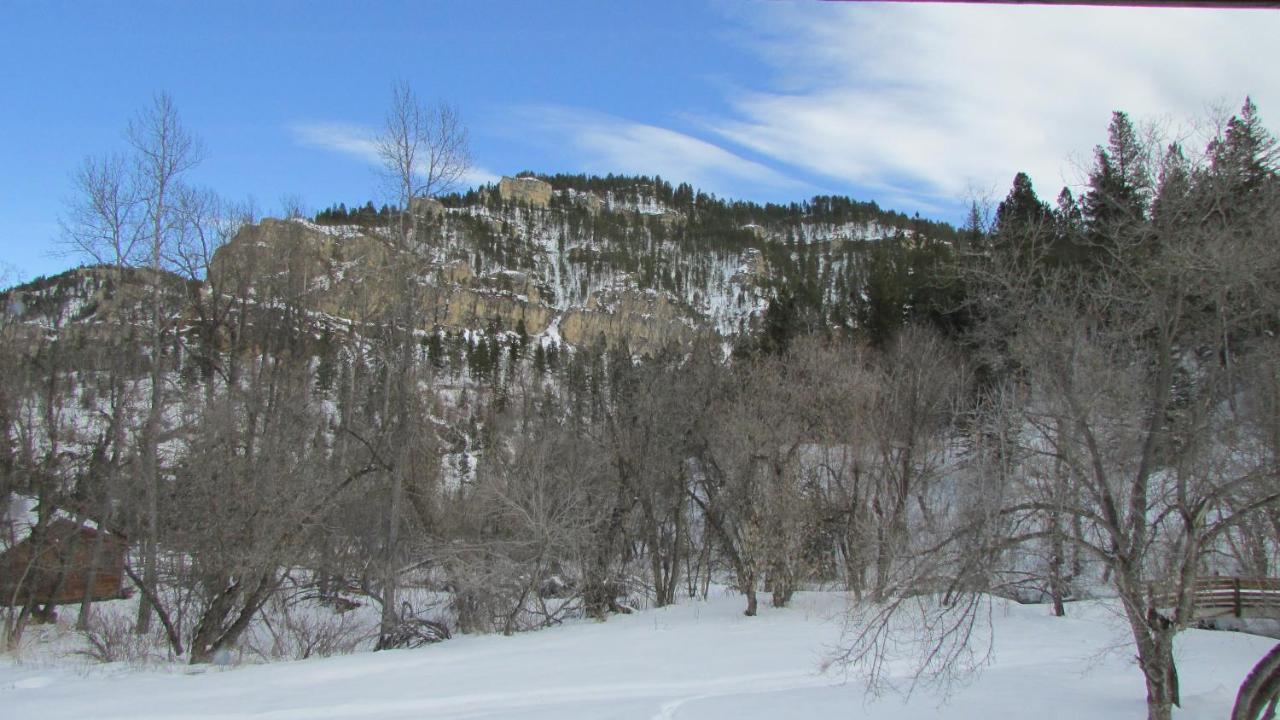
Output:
[
  {"xmin": 1141, "ymin": 650, "xmax": 1179, "ymax": 720},
  {"xmin": 377, "ymin": 359, "xmax": 404, "ymax": 649},
  {"xmin": 1234, "ymin": 643, "xmax": 1280, "ymax": 720},
  {"xmin": 770, "ymin": 561, "xmax": 795, "ymax": 608},
  {"xmin": 138, "ymin": 171, "xmax": 170, "ymax": 636},
  {"xmin": 873, "ymin": 522, "xmax": 892, "ymax": 602},
  {"xmin": 584, "ymin": 504, "xmax": 626, "ymax": 619},
  {"xmin": 189, "ymin": 571, "xmax": 278, "ymax": 664},
  {"xmin": 1132, "ymin": 615, "xmax": 1180, "ymax": 720},
  {"xmin": 743, "ymin": 569, "xmax": 758, "ymax": 617},
  {"xmin": 1048, "ymin": 511, "xmax": 1067, "ymax": 617}
]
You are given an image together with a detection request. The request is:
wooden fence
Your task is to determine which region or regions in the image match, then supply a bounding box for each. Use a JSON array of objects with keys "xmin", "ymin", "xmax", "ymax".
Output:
[{"xmin": 1157, "ymin": 577, "xmax": 1280, "ymax": 619}]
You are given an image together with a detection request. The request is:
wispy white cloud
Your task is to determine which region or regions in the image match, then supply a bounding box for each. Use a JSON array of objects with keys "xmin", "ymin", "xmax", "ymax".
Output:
[
  {"xmin": 291, "ymin": 122, "xmax": 499, "ymax": 193},
  {"xmin": 709, "ymin": 4, "xmax": 1280, "ymax": 207},
  {"xmin": 294, "ymin": 8, "xmax": 1278, "ymax": 213},
  {"xmin": 512, "ymin": 106, "xmax": 806, "ymax": 199},
  {"xmin": 292, "ymin": 122, "xmax": 380, "ymax": 164},
  {"xmin": 462, "ymin": 165, "xmax": 501, "ymax": 189}
]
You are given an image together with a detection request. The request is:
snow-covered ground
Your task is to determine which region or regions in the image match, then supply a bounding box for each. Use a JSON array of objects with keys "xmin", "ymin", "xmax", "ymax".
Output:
[{"xmin": 1, "ymin": 589, "xmax": 1270, "ymax": 719}]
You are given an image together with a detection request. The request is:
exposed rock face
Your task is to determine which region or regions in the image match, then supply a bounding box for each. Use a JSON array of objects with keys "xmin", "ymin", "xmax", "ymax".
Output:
[
  {"xmin": 429, "ymin": 268, "xmax": 552, "ymax": 333},
  {"xmin": 559, "ymin": 287, "xmax": 695, "ymax": 355},
  {"xmin": 207, "ymin": 215, "xmax": 707, "ymax": 354},
  {"xmin": 733, "ymin": 248, "xmax": 768, "ymax": 287},
  {"xmin": 497, "ymin": 176, "xmax": 553, "ymax": 207},
  {"xmin": 0, "ymin": 265, "xmax": 192, "ymax": 366},
  {"xmin": 411, "ymin": 196, "xmax": 445, "ymax": 221},
  {"xmin": 209, "ymin": 218, "xmax": 556, "ymax": 336},
  {"xmin": 209, "ymin": 218, "xmax": 393, "ymax": 315},
  {"xmin": 431, "ymin": 284, "xmax": 554, "ymax": 334},
  {"xmin": 565, "ymin": 189, "xmax": 603, "ymax": 215}
]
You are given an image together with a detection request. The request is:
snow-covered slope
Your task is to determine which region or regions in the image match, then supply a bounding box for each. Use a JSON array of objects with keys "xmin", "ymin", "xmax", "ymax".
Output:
[{"xmin": 0, "ymin": 590, "xmax": 1268, "ymax": 719}]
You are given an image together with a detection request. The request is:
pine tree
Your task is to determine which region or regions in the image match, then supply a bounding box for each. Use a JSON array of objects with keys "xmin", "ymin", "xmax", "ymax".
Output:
[
  {"xmin": 994, "ymin": 173, "xmax": 1053, "ymax": 239},
  {"xmin": 962, "ymin": 200, "xmax": 986, "ymax": 252},
  {"xmin": 1084, "ymin": 111, "xmax": 1152, "ymax": 255},
  {"xmin": 1209, "ymin": 98, "xmax": 1279, "ymax": 201}
]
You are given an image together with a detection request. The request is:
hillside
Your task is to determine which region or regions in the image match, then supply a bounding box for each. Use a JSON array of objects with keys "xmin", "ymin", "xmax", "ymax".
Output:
[{"xmin": 2, "ymin": 174, "xmax": 959, "ymax": 364}]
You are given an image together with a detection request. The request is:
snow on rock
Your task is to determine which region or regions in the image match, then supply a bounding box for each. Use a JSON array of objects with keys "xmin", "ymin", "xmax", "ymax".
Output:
[
  {"xmin": 288, "ymin": 217, "xmax": 364, "ymax": 240},
  {"xmin": 0, "ymin": 591, "xmax": 1269, "ymax": 719}
]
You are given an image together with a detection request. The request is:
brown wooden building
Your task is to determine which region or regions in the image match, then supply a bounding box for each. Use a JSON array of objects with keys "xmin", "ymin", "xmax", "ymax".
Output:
[{"xmin": 0, "ymin": 518, "xmax": 130, "ymax": 607}]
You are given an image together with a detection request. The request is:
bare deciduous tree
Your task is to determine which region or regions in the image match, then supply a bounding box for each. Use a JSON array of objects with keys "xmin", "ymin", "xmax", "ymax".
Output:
[
  {"xmin": 353, "ymin": 83, "xmax": 470, "ymax": 648},
  {"xmin": 378, "ymin": 81, "xmax": 469, "ymax": 250},
  {"xmin": 126, "ymin": 93, "xmax": 204, "ymax": 635}
]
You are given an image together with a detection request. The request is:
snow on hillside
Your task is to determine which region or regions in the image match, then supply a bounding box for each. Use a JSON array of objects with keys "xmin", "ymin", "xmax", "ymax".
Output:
[{"xmin": 1, "ymin": 589, "xmax": 1269, "ymax": 719}]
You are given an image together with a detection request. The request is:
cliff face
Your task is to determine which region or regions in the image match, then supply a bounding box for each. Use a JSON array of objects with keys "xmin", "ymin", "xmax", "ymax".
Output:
[
  {"xmin": 497, "ymin": 177, "xmax": 554, "ymax": 207},
  {"xmin": 197, "ymin": 175, "xmax": 945, "ymax": 354},
  {"xmin": 206, "ymin": 180, "xmax": 730, "ymax": 352},
  {"xmin": 560, "ymin": 287, "xmax": 695, "ymax": 354},
  {"xmin": 209, "ymin": 215, "xmax": 700, "ymax": 351},
  {"xmin": 210, "ymin": 218, "xmax": 560, "ymax": 338}
]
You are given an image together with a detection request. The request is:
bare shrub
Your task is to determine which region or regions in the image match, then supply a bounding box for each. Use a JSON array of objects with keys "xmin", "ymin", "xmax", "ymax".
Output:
[
  {"xmin": 248, "ymin": 592, "xmax": 377, "ymax": 661},
  {"xmin": 76, "ymin": 613, "xmax": 169, "ymax": 665}
]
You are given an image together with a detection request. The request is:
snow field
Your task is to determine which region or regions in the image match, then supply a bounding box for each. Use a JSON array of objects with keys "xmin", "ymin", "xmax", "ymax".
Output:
[{"xmin": 1, "ymin": 588, "xmax": 1272, "ymax": 719}]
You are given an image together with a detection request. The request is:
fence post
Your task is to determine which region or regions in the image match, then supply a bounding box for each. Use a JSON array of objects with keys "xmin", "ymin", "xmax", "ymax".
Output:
[{"xmin": 1235, "ymin": 578, "xmax": 1243, "ymax": 619}]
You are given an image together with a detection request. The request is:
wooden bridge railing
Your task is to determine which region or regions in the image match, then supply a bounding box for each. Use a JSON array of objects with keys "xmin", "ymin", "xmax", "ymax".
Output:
[{"xmin": 1155, "ymin": 577, "xmax": 1280, "ymax": 619}]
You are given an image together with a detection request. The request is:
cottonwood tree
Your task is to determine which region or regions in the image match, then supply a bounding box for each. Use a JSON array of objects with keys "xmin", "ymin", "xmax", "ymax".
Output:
[
  {"xmin": 173, "ymin": 355, "xmax": 377, "ymax": 664},
  {"xmin": 598, "ymin": 345, "xmax": 706, "ymax": 608},
  {"xmin": 453, "ymin": 397, "xmax": 608, "ymax": 634},
  {"xmin": 378, "ymin": 81, "xmax": 469, "ymax": 251},
  {"xmin": 145, "ymin": 213, "xmax": 386, "ymax": 663},
  {"xmin": 688, "ymin": 343, "xmax": 833, "ymax": 615},
  {"xmin": 126, "ymin": 93, "xmax": 203, "ymax": 635},
  {"xmin": 364, "ymin": 82, "xmax": 470, "ymax": 647},
  {"xmin": 861, "ymin": 327, "xmax": 968, "ymax": 601}
]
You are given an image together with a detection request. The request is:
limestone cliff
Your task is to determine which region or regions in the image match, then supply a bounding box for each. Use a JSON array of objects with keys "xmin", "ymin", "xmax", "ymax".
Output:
[
  {"xmin": 209, "ymin": 218, "xmax": 557, "ymax": 336},
  {"xmin": 207, "ymin": 210, "xmax": 712, "ymax": 355},
  {"xmin": 560, "ymin": 285, "xmax": 697, "ymax": 355},
  {"xmin": 497, "ymin": 176, "xmax": 553, "ymax": 207}
]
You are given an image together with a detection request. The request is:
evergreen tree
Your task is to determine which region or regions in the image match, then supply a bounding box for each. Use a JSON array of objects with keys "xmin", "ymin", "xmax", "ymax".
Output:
[
  {"xmin": 1208, "ymin": 97, "xmax": 1279, "ymax": 202},
  {"xmin": 994, "ymin": 172, "xmax": 1053, "ymax": 242},
  {"xmin": 962, "ymin": 200, "xmax": 986, "ymax": 252},
  {"xmin": 858, "ymin": 239, "xmax": 908, "ymax": 347},
  {"xmin": 1084, "ymin": 111, "xmax": 1152, "ymax": 259}
]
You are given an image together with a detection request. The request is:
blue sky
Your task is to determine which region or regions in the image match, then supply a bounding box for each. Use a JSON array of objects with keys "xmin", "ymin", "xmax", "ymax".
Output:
[{"xmin": 2, "ymin": 1, "xmax": 1278, "ymax": 281}]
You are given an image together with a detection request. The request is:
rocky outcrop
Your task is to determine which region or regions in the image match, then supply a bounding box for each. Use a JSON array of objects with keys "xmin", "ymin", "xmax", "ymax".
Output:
[
  {"xmin": 564, "ymin": 189, "xmax": 604, "ymax": 215},
  {"xmin": 498, "ymin": 176, "xmax": 553, "ymax": 207},
  {"xmin": 431, "ymin": 284, "xmax": 554, "ymax": 334},
  {"xmin": 428, "ymin": 268, "xmax": 553, "ymax": 333},
  {"xmin": 732, "ymin": 248, "xmax": 768, "ymax": 287},
  {"xmin": 207, "ymin": 208, "xmax": 715, "ymax": 355},
  {"xmin": 411, "ymin": 197, "xmax": 445, "ymax": 221},
  {"xmin": 209, "ymin": 218, "xmax": 556, "ymax": 336},
  {"xmin": 559, "ymin": 286, "xmax": 696, "ymax": 355}
]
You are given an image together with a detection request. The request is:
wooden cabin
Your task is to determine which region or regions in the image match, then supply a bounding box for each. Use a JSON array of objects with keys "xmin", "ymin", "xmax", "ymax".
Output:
[{"xmin": 0, "ymin": 518, "xmax": 130, "ymax": 607}]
